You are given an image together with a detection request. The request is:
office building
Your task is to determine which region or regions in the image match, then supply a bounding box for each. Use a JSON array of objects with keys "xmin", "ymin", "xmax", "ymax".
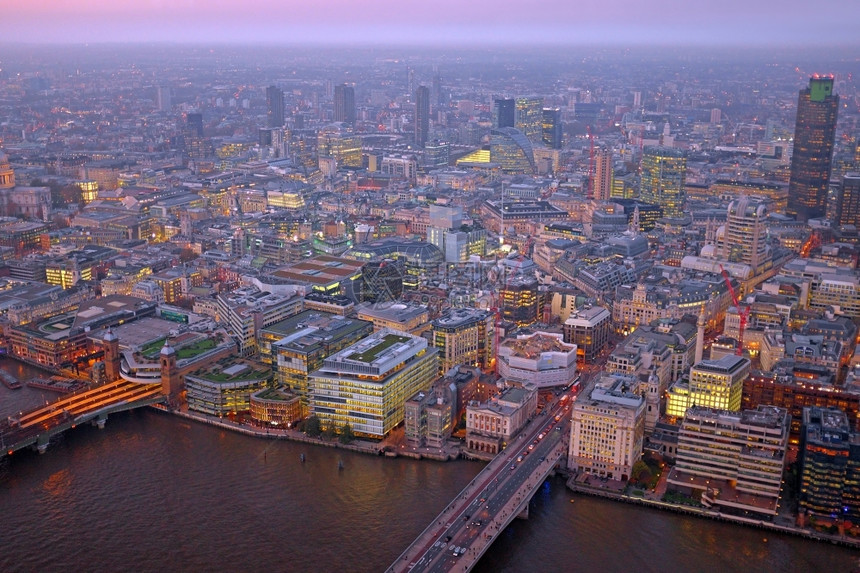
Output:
[
  {"xmin": 333, "ymin": 84, "xmax": 355, "ymax": 126},
  {"xmin": 266, "ymin": 85, "xmax": 285, "ymax": 128},
  {"xmin": 308, "ymin": 329, "xmax": 438, "ymax": 438},
  {"xmin": 541, "ymin": 107, "xmax": 562, "ymax": 149},
  {"xmin": 719, "ymin": 196, "xmax": 771, "ymax": 274},
  {"xmin": 498, "ymin": 332, "xmax": 578, "ymax": 389},
  {"xmin": 640, "ymin": 146, "xmax": 686, "ymax": 219},
  {"xmin": 515, "ymin": 96, "xmax": 543, "ymax": 144},
  {"xmin": 489, "ymin": 128, "xmax": 536, "ymax": 174},
  {"xmin": 431, "ymin": 308, "xmax": 494, "ymax": 374},
  {"xmin": 569, "ymin": 374, "xmax": 646, "ymax": 480},
  {"xmin": 668, "ymin": 405, "xmax": 790, "ymax": 518},
  {"xmin": 666, "ymin": 355, "xmax": 750, "ymax": 417},
  {"xmin": 593, "ymin": 147, "xmax": 613, "ymax": 201},
  {"xmin": 836, "ymin": 173, "xmax": 860, "ymax": 228},
  {"xmin": 466, "ymin": 386, "xmax": 538, "ymax": 455},
  {"xmin": 415, "ymin": 85, "xmax": 430, "ymax": 148},
  {"xmin": 799, "ymin": 407, "xmax": 860, "ymax": 526},
  {"xmin": 493, "ymin": 98, "xmax": 515, "ymax": 129},
  {"xmin": 156, "ymin": 86, "xmax": 171, "ymax": 112},
  {"xmin": 788, "ymin": 76, "xmax": 839, "ymax": 222},
  {"xmin": 563, "ymin": 306, "xmax": 612, "ymax": 364}
]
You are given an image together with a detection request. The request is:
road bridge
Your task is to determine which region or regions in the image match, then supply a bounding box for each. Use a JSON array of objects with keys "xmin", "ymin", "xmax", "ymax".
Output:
[
  {"xmin": 0, "ymin": 379, "xmax": 165, "ymax": 458},
  {"xmin": 389, "ymin": 395, "xmax": 571, "ymax": 573}
]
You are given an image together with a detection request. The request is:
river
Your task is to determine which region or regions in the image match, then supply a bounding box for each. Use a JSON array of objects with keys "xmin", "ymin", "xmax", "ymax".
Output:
[{"xmin": 0, "ymin": 360, "xmax": 856, "ymax": 573}]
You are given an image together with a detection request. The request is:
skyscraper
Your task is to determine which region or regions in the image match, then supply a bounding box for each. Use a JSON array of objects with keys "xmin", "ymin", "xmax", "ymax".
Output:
[
  {"xmin": 415, "ymin": 85, "xmax": 430, "ymax": 148},
  {"xmin": 593, "ymin": 146, "xmax": 613, "ymax": 201},
  {"xmin": 788, "ymin": 76, "xmax": 839, "ymax": 222},
  {"xmin": 266, "ymin": 85, "xmax": 285, "ymax": 128},
  {"xmin": 333, "ymin": 84, "xmax": 355, "ymax": 126},
  {"xmin": 156, "ymin": 86, "xmax": 171, "ymax": 112},
  {"xmin": 836, "ymin": 173, "xmax": 860, "ymax": 227},
  {"xmin": 515, "ymin": 96, "xmax": 543, "ymax": 144},
  {"xmin": 639, "ymin": 146, "xmax": 686, "ymax": 218},
  {"xmin": 722, "ymin": 196, "xmax": 769, "ymax": 273},
  {"xmin": 541, "ymin": 107, "xmax": 562, "ymax": 149},
  {"xmin": 493, "ymin": 98, "xmax": 515, "ymax": 129}
]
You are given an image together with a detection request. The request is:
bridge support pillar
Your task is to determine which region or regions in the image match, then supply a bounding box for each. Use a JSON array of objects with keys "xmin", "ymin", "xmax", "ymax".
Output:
[
  {"xmin": 35, "ymin": 434, "xmax": 50, "ymax": 454},
  {"xmin": 516, "ymin": 504, "xmax": 529, "ymax": 519},
  {"xmin": 93, "ymin": 413, "xmax": 107, "ymax": 429}
]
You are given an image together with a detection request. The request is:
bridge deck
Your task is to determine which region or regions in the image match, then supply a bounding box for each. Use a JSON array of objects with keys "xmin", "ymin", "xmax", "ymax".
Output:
[{"xmin": 390, "ymin": 397, "xmax": 571, "ymax": 573}]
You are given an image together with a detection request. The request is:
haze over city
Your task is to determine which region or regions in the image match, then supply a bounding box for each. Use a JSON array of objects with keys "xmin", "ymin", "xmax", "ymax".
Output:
[{"xmin": 5, "ymin": 0, "xmax": 860, "ymax": 46}]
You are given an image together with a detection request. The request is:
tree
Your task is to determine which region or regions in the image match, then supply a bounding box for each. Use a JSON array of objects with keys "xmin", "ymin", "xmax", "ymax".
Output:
[
  {"xmin": 323, "ymin": 422, "xmax": 338, "ymax": 440},
  {"xmin": 304, "ymin": 415, "xmax": 322, "ymax": 438},
  {"xmin": 339, "ymin": 423, "xmax": 355, "ymax": 444}
]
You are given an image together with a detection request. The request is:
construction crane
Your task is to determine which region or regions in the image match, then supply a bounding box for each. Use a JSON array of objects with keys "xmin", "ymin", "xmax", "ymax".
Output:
[{"xmin": 719, "ymin": 265, "xmax": 750, "ymax": 357}]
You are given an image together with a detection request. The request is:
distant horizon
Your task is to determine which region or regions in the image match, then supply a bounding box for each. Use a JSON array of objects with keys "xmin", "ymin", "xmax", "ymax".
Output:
[{"xmin": 5, "ymin": 0, "xmax": 858, "ymax": 48}]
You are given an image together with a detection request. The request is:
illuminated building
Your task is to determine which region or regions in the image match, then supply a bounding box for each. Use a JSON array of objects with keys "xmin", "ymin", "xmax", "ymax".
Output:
[
  {"xmin": 779, "ymin": 258, "xmax": 860, "ymax": 318},
  {"xmin": 308, "ymin": 329, "xmax": 439, "ymax": 438},
  {"xmin": 788, "ymin": 77, "xmax": 839, "ymax": 222},
  {"xmin": 515, "ymin": 96, "xmax": 543, "ymax": 143},
  {"xmin": 215, "ymin": 286, "xmax": 304, "ymax": 355},
  {"xmin": 333, "ymin": 84, "xmax": 355, "ymax": 126},
  {"xmin": 836, "ymin": 173, "xmax": 860, "ymax": 228},
  {"xmin": 593, "ymin": 147, "xmax": 613, "ymax": 201},
  {"xmin": 150, "ymin": 267, "xmax": 202, "ymax": 304},
  {"xmin": 742, "ymin": 365, "xmax": 860, "ymax": 442},
  {"xmin": 798, "ymin": 407, "xmax": 860, "ymax": 525},
  {"xmin": 431, "ymin": 308, "xmax": 494, "ymax": 374},
  {"xmin": 405, "ymin": 382, "xmax": 455, "ymax": 448},
  {"xmin": 499, "ymin": 275, "xmax": 541, "ymax": 327},
  {"xmin": 415, "ymin": 85, "xmax": 430, "ymax": 148},
  {"xmin": 185, "ymin": 361, "xmax": 273, "ymax": 416},
  {"xmin": 78, "ymin": 180, "xmax": 99, "ymax": 204},
  {"xmin": 356, "ymin": 301, "xmax": 430, "ymax": 337},
  {"xmin": 640, "ymin": 146, "xmax": 687, "ymax": 218},
  {"xmin": 666, "ymin": 355, "xmax": 750, "ymax": 417},
  {"xmin": 490, "ymin": 127, "xmax": 535, "ymax": 174},
  {"xmin": 266, "ymin": 85, "xmax": 285, "ymax": 128},
  {"xmin": 260, "ymin": 310, "xmax": 373, "ymax": 416},
  {"xmin": 317, "ymin": 125, "xmax": 363, "ymax": 169},
  {"xmin": 493, "ymin": 98, "xmax": 515, "ymax": 129},
  {"xmin": 667, "ymin": 405, "xmax": 790, "ymax": 518},
  {"xmin": 498, "ymin": 332, "xmax": 577, "ymax": 389},
  {"xmin": 0, "ymin": 151, "xmax": 15, "ymax": 189},
  {"xmin": 480, "ymin": 199, "xmax": 568, "ymax": 234},
  {"xmin": 715, "ymin": 196, "xmax": 771, "ymax": 274},
  {"xmin": 541, "ymin": 107, "xmax": 562, "ymax": 149},
  {"xmin": 710, "ymin": 179, "xmax": 788, "ymax": 214},
  {"xmin": 250, "ymin": 387, "xmax": 303, "ymax": 427},
  {"xmin": 423, "ymin": 141, "xmax": 450, "ymax": 169},
  {"xmin": 466, "ymin": 386, "xmax": 538, "ymax": 455},
  {"xmin": 563, "ymin": 306, "xmax": 611, "ymax": 364},
  {"xmin": 569, "ymin": 373, "xmax": 646, "ymax": 480}
]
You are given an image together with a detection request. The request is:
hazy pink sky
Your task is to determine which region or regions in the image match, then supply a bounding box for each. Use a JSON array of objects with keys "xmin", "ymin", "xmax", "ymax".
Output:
[{"xmin": 5, "ymin": 0, "xmax": 857, "ymax": 45}]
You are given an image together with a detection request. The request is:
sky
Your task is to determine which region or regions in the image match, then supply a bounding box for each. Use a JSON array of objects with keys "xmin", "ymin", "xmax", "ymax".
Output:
[{"xmin": 4, "ymin": 0, "xmax": 858, "ymax": 46}]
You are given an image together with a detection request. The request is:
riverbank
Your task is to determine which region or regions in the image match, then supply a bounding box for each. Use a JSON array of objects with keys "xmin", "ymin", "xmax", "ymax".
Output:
[
  {"xmin": 566, "ymin": 473, "xmax": 860, "ymax": 550},
  {"xmin": 151, "ymin": 404, "xmax": 460, "ymax": 462}
]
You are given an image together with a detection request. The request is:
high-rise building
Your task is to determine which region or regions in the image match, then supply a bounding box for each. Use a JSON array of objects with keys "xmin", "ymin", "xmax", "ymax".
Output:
[
  {"xmin": 788, "ymin": 76, "xmax": 839, "ymax": 222},
  {"xmin": 541, "ymin": 107, "xmax": 562, "ymax": 149},
  {"xmin": 721, "ymin": 196, "xmax": 770, "ymax": 273},
  {"xmin": 639, "ymin": 146, "xmax": 686, "ymax": 218},
  {"xmin": 333, "ymin": 84, "xmax": 355, "ymax": 126},
  {"xmin": 186, "ymin": 113, "xmax": 204, "ymax": 137},
  {"xmin": 266, "ymin": 85, "xmax": 285, "ymax": 128},
  {"xmin": 836, "ymin": 173, "xmax": 860, "ymax": 228},
  {"xmin": 593, "ymin": 146, "xmax": 614, "ymax": 201},
  {"xmin": 431, "ymin": 308, "xmax": 494, "ymax": 374},
  {"xmin": 415, "ymin": 85, "xmax": 430, "ymax": 148},
  {"xmin": 668, "ymin": 405, "xmax": 790, "ymax": 518},
  {"xmin": 308, "ymin": 329, "xmax": 439, "ymax": 438},
  {"xmin": 493, "ymin": 98, "xmax": 515, "ymax": 129},
  {"xmin": 515, "ymin": 96, "xmax": 543, "ymax": 143},
  {"xmin": 666, "ymin": 355, "xmax": 750, "ymax": 417},
  {"xmin": 156, "ymin": 86, "xmax": 171, "ymax": 112},
  {"xmin": 799, "ymin": 406, "xmax": 860, "ymax": 526}
]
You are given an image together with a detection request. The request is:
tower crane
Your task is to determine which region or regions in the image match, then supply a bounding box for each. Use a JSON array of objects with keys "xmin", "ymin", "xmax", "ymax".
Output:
[{"xmin": 719, "ymin": 265, "xmax": 749, "ymax": 357}]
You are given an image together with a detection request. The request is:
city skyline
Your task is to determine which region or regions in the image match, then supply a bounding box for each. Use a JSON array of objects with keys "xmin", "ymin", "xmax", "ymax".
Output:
[{"xmin": 5, "ymin": 0, "xmax": 860, "ymax": 46}]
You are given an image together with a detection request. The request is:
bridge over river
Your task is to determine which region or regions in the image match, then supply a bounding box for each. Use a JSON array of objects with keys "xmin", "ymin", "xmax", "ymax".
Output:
[
  {"xmin": 389, "ymin": 394, "xmax": 571, "ymax": 573},
  {"xmin": 0, "ymin": 379, "xmax": 164, "ymax": 457}
]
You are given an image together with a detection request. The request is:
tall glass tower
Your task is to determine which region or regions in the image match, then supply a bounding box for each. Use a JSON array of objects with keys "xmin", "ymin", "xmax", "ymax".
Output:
[
  {"xmin": 415, "ymin": 86, "xmax": 430, "ymax": 148},
  {"xmin": 639, "ymin": 146, "xmax": 686, "ymax": 218},
  {"xmin": 333, "ymin": 84, "xmax": 355, "ymax": 126},
  {"xmin": 788, "ymin": 76, "xmax": 839, "ymax": 222}
]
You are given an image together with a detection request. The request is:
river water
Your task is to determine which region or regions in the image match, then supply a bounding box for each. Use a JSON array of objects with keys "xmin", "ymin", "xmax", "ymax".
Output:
[{"xmin": 0, "ymin": 360, "xmax": 856, "ymax": 573}]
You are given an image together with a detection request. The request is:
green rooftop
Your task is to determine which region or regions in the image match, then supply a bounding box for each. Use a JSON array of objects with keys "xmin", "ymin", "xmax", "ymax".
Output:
[{"xmin": 347, "ymin": 334, "xmax": 410, "ymax": 363}]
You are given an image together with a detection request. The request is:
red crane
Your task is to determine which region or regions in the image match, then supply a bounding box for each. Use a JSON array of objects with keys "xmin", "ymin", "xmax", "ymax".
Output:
[{"xmin": 719, "ymin": 265, "xmax": 750, "ymax": 356}]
